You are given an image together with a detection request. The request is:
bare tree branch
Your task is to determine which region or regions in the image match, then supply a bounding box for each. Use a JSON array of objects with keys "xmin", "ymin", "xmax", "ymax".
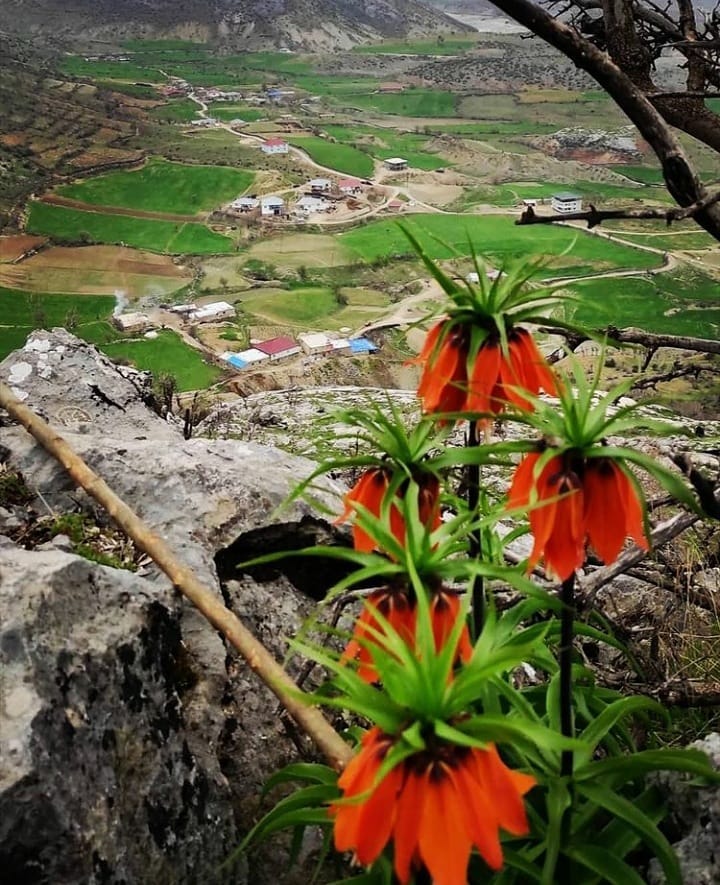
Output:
[
  {"xmin": 541, "ymin": 324, "xmax": 720, "ymax": 356},
  {"xmin": 489, "ymin": 0, "xmax": 720, "ymax": 239}
]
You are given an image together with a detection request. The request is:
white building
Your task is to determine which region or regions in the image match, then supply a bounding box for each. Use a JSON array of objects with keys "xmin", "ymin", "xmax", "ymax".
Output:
[
  {"xmin": 261, "ymin": 195, "xmax": 285, "ymax": 217},
  {"xmin": 295, "ymin": 195, "xmax": 328, "ymax": 216},
  {"xmin": 298, "ymin": 332, "xmax": 332, "ymax": 354},
  {"xmin": 384, "ymin": 157, "xmax": 408, "ymax": 172},
  {"xmin": 551, "ymin": 192, "xmax": 583, "ymax": 214},
  {"xmin": 112, "ymin": 312, "xmax": 152, "ymax": 333},
  {"xmin": 308, "ymin": 177, "xmax": 333, "ymax": 193},
  {"xmin": 189, "ymin": 301, "xmax": 236, "ymax": 323},
  {"xmin": 230, "ymin": 196, "xmax": 260, "ymax": 212},
  {"xmin": 338, "ymin": 177, "xmax": 362, "ymax": 194},
  {"xmin": 256, "ymin": 336, "xmax": 301, "ymax": 361},
  {"xmin": 261, "ymin": 137, "xmax": 289, "ymax": 155},
  {"xmin": 167, "ymin": 303, "xmax": 197, "ymax": 315}
]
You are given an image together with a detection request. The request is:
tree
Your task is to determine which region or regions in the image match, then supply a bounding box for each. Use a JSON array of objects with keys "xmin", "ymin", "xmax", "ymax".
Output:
[{"xmin": 488, "ymin": 0, "xmax": 720, "ymax": 240}]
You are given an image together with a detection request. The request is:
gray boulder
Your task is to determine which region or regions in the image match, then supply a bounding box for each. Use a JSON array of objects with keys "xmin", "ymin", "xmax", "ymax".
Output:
[{"xmin": 0, "ymin": 331, "xmax": 345, "ymax": 883}]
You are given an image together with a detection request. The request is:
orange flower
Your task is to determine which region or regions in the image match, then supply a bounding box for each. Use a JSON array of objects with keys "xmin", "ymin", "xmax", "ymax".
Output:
[
  {"xmin": 508, "ymin": 452, "xmax": 649, "ymax": 580},
  {"xmin": 341, "ymin": 587, "xmax": 416, "ymax": 684},
  {"xmin": 332, "ymin": 730, "xmax": 536, "ymax": 884},
  {"xmin": 430, "ymin": 588, "xmax": 473, "ymax": 665},
  {"xmin": 417, "ymin": 321, "xmax": 469, "ymax": 415},
  {"xmin": 337, "ymin": 469, "xmax": 441, "ymax": 554},
  {"xmin": 584, "ymin": 458, "xmax": 649, "ymax": 563},
  {"xmin": 418, "ymin": 322, "xmax": 557, "ymax": 421},
  {"xmin": 343, "ymin": 585, "xmax": 471, "ymax": 684}
]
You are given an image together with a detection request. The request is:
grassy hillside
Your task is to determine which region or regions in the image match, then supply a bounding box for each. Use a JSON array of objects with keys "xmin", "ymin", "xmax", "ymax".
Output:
[
  {"xmin": 57, "ymin": 159, "xmax": 254, "ymax": 215},
  {"xmin": 26, "ymin": 203, "xmax": 236, "ymax": 254}
]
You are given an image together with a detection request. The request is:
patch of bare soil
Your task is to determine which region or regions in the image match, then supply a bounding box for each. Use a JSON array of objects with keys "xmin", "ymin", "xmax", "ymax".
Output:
[
  {"xmin": 40, "ymin": 194, "xmax": 201, "ymax": 223},
  {"xmin": 0, "ymin": 235, "xmax": 46, "ymax": 262}
]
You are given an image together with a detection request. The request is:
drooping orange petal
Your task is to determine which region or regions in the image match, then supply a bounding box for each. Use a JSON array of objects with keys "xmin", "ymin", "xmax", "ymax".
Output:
[
  {"xmin": 616, "ymin": 463, "xmax": 650, "ymax": 551},
  {"xmin": 430, "ymin": 590, "xmax": 472, "ymax": 663},
  {"xmin": 392, "ymin": 768, "xmax": 425, "ymax": 884},
  {"xmin": 336, "ymin": 468, "xmax": 390, "ymax": 552},
  {"xmin": 342, "ymin": 589, "xmax": 415, "ymax": 684},
  {"xmin": 583, "ymin": 459, "xmax": 629, "ymax": 564},
  {"xmin": 354, "ymin": 763, "xmax": 404, "ymax": 865},
  {"xmin": 420, "ymin": 328, "xmax": 468, "ymax": 414},
  {"xmin": 507, "ymin": 452, "xmax": 540, "ymax": 512},
  {"xmin": 498, "ymin": 339, "xmax": 534, "ymax": 411},
  {"xmin": 542, "ymin": 477, "xmax": 585, "ymax": 580},
  {"xmin": 466, "ymin": 340, "xmax": 502, "ymax": 414},
  {"xmin": 512, "ymin": 328, "xmax": 558, "ymax": 397},
  {"xmin": 333, "ymin": 728, "xmax": 387, "ymax": 852},
  {"xmin": 452, "ymin": 756, "xmax": 504, "ymax": 871},
  {"xmin": 526, "ymin": 456, "xmax": 563, "ymax": 571},
  {"xmin": 417, "ymin": 765, "xmax": 473, "ymax": 885},
  {"xmin": 472, "ymin": 745, "xmax": 534, "ymax": 837},
  {"xmin": 418, "ymin": 474, "xmax": 442, "ymax": 533},
  {"xmin": 414, "ymin": 319, "xmax": 447, "ymax": 370}
]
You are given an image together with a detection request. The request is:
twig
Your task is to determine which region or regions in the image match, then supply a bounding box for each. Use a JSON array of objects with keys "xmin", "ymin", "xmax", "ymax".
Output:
[
  {"xmin": 0, "ymin": 381, "xmax": 353, "ymax": 772},
  {"xmin": 540, "ymin": 324, "xmax": 720, "ymax": 357},
  {"xmin": 517, "ymin": 187, "xmax": 720, "ymax": 227},
  {"xmin": 577, "ymin": 511, "xmax": 701, "ymax": 607}
]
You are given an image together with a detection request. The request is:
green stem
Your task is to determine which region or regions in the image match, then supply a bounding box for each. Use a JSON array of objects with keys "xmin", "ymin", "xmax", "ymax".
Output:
[
  {"xmin": 560, "ymin": 572, "xmax": 576, "ymax": 776},
  {"xmin": 467, "ymin": 419, "xmax": 484, "ymax": 639},
  {"xmin": 558, "ymin": 572, "xmax": 576, "ymax": 883}
]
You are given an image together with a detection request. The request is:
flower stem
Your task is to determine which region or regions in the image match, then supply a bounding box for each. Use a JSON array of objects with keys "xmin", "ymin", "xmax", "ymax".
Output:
[
  {"xmin": 467, "ymin": 419, "xmax": 484, "ymax": 638},
  {"xmin": 559, "ymin": 572, "xmax": 576, "ymax": 777}
]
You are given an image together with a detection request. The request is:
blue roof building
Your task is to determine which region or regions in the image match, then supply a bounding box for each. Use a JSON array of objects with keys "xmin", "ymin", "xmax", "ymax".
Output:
[
  {"xmin": 227, "ymin": 356, "xmax": 247, "ymax": 370},
  {"xmin": 349, "ymin": 337, "xmax": 378, "ymax": 355}
]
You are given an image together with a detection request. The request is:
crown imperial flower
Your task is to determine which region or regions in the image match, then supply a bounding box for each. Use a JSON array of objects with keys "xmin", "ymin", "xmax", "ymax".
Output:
[{"xmin": 332, "ymin": 727, "xmax": 536, "ymax": 884}]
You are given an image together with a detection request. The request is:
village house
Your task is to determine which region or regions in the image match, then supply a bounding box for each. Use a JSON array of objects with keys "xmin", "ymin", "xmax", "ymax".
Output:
[
  {"xmin": 261, "ymin": 137, "xmax": 289, "ymax": 155},
  {"xmin": 298, "ymin": 332, "xmax": 333, "ymax": 355},
  {"xmin": 166, "ymin": 303, "xmax": 197, "ymax": 316},
  {"xmin": 229, "ymin": 118, "xmax": 248, "ymax": 128},
  {"xmin": 338, "ymin": 177, "xmax": 362, "ymax": 194},
  {"xmin": 349, "ymin": 337, "xmax": 378, "ymax": 356},
  {"xmin": 295, "ymin": 195, "xmax": 329, "ymax": 216},
  {"xmin": 387, "ymin": 199, "xmax": 405, "ymax": 211},
  {"xmin": 191, "ymin": 118, "xmax": 217, "ymax": 127},
  {"xmin": 222, "ymin": 348, "xmax": 269, "ymax": 370},
  {"xmin": 330, "ymin": 338, "xmax": 352, "ymax": 355},
  {"xmin": 230, "ymin": 196, "xmax": 260, "ymax": 213},
  {"xmin": 189, "ymin": 301, "xmax": 236, "ymax": 323},
  {"xmin": 256, "ymin": 336, "xmax": 301, "ymax": 361},
  {"xmin": 112, "ymin": 312, "xmax": 152, "ymax": 333},
  {"xmin": 466, "ymin": 269, "xmax": 502, "ymax": 284},
  {"xmin": 308, "ymin": 177, "xmax": 333, "ymax": 194},
  {"xmin": 384, "ymin": 157, "xmax": 409, "ymax": 172},
  {"xmin": 261, "ymin": 195, "xmax": 285, "ymax": 217},
  {"xmin": 551, "ymin": 192, "xmax": 583, "ymax": 213}
]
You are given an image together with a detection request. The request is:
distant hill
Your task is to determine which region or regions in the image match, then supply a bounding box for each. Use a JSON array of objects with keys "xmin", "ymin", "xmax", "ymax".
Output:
[
  {"xmin": 0, "ymin": 0, "xmax": 471, "ymax": 50},
  {"xmin": 0, "ymin": 32, "xmax": 140, "ymax": 229}
]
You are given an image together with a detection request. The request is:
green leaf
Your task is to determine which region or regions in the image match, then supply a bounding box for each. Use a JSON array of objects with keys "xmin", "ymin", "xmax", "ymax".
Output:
[
  {"xmin": 565, "ymin": 844, "xmax": 646, "ymax": 885},
  {"xmin": 262, "ymin": 762, "xmax": 339, "ymax": 795},
  {"xmin": 576, "ymin": 697, "xmax": 663, "ymax": 764},
  {"xmin": 577, "ymin": 782, "xmax": 682, "ymax": 885},
  {"xmin": 575, "ymin": 748, "xmax": 720, "ymax": 785}
]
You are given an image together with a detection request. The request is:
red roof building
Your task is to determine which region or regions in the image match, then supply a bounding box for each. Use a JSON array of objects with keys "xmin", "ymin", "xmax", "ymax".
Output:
[
  {"xmin": 255, "ymin": 336, "xmax": 301, "ymax": 360},
  {"xmin": 261, "ymin": 137, "xmax": 290, "ymax": 154},
  {"xmin": 338, "ymin": 177, "xmax": 362, "ymax": 191}
]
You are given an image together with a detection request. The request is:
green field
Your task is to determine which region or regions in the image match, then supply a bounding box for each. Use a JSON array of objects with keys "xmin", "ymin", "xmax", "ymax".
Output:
[
  {"xmin": 57, "ymin": 158, "xmax": 253, "ymax": 215},
  {"xmin": 286, "ymin": 137, "xmax": 374, "ymax": 178},
  {"xmin": 432, "ymin": 120, "xmax": 559, "ymax": 137},
  {"xmin": 321, "ymin": 125, "xmax": 448, "ymax": 171},
  {"xmin": 456, "ymin": 180, "xmax": 662, "ymax": 210},
  {"xmin": 342, "ymin": 89, "xmax": 458, "ymax": 117},
  {"xmin": 0, "ymin": 288, "xmax": 115, "ymax": 359},
  {"xmin": 0, "ymin": 288, "xmax": 114, "ymax": 327},
  {"xmin": 613, "ymin": 166, "xmax": 665, "ymax": 185},
  {"xmin": 27, "ymin": 203, "xmax": 236, "ymax": 254},
  {"xmin": 339, "ymin": 215, "xmax": 663, "ymax": 272},
  {"xmin": 60, "ymin": 57, "xmax": 166, "ymax": 82},
  {"xmin": 238, "ymin": 285, "xmax": 390, "ymax": 331},
  {"xmin": 149, "ymin": 100, "xmax": 200, "ymax": 122},
  {"xmin": 96, "ymin": 80, "xmax": 159, "ymax": 98},
  {"xmin": 100, "ymin": 329, "xmax": 222, "ymax": 390},
  {"xmin": 568, "ymin": 271, "xmax": 720, "ymax": 339}
]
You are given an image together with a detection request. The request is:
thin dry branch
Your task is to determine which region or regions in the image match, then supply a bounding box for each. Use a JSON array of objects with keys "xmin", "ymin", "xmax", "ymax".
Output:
[
  {"xmin": 517, "ymin": 187, "xmax": 720, "ymax": 228},
  {"xmin": 577, "ymin": 511, "xmax": 701, "ymax": 607},
  {"xmin": 488, "ymin": 0, "xmax": 720, "ymax": 239},
  {"xmin": 541, "ymin": 324, "xmax": 720, "ymax": 357},
  {"xmin": 0, "ymin": 381, "xmax": 353, "ymax": 772}
]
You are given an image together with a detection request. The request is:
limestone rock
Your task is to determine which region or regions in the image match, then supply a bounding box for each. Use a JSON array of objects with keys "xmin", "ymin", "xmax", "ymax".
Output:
[
  {"xmin": 647, "ymin": 733, "xmax": 720, "ymax": 885},
  {"xmin": 0, "ymin": 546, "xmax": 239, "ymax": 884}
]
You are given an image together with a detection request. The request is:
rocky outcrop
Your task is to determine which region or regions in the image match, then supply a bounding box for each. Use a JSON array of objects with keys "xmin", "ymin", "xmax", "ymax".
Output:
[{"xmin": 0, "ymin": 330, "xmax": 344, "ymax": 883}]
